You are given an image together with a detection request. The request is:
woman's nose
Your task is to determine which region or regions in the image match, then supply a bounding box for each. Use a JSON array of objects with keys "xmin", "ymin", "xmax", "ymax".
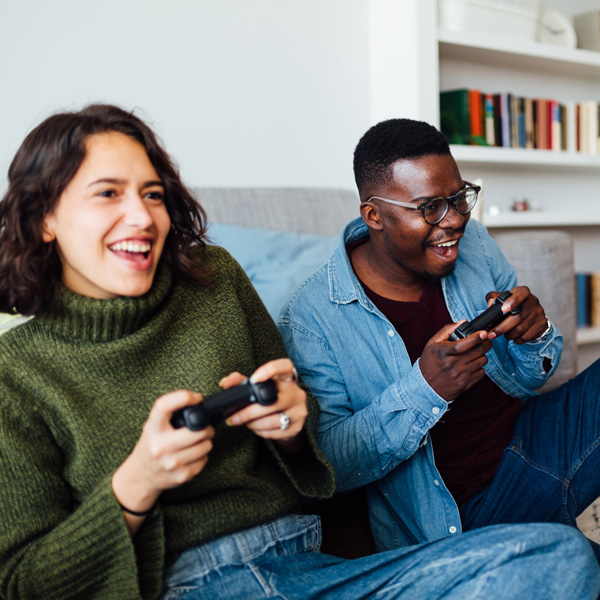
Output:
[{"xmin": 122, "ymin": 194, "xmax": 154, "ymax": 229}]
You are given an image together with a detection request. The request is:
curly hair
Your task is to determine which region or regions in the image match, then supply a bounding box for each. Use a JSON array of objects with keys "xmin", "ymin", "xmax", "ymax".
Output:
[
  {"xmin": 0, "ymin": 104, "xmax": 210, "ymax": 315},
  {"xmin": 353, "ymin": 118, "xmax": 451, "ymax": 193}
]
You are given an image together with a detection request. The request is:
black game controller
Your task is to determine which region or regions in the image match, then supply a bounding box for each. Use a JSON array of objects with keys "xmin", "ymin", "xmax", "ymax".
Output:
[
  {"xmin": 449, "ymin": 291, "xmax": 522, "ymax": 341},
  {"xmin": 170, "ymin": 379, "xmax": 278, "ymax": 431}
]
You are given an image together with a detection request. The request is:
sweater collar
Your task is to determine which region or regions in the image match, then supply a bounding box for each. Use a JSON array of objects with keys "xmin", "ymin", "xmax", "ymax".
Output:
[{"xmin": 38, "ymin": 263, "xmax": 173, "ymax": 342}]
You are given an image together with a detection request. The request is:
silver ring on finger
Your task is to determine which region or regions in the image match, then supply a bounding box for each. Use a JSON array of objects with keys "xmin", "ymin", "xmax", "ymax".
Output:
[
  {"xmin": 281, "ymin": 367, "xmax": 298, "ymax": 384},
  {"xmin": 279, "ymin": 411, "xmax": 291, "ymax": 431}
]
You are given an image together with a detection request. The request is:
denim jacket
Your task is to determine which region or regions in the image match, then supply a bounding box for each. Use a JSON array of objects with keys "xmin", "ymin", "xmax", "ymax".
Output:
[{"xmin": 278, "ymin": 217, "xmax": 562, "ymax": 551}]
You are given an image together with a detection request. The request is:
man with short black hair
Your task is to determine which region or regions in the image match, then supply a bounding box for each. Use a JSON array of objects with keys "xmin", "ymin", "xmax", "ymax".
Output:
[{"xmin": 279, "ymin": 118, "xmax": 600, "ymax": 560}]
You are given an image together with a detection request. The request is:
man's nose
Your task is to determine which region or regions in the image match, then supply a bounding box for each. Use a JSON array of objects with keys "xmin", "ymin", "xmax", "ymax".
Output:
[{"xmin": 438, "ymin": 199, "xmax": 467, "ymax": 227}]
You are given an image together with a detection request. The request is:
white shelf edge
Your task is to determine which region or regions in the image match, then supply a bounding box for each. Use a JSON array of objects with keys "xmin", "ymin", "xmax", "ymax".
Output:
[
  {"xmin": 450, "ymin": 145, "xmax": 600, "ymax": 168},
  {"xmin": 577, "ymin": 327, "xmax": 600, "ymax": 345},
  {"xmin": 438, "ymin": 28, "xmax": 600, "ymax": 68}
]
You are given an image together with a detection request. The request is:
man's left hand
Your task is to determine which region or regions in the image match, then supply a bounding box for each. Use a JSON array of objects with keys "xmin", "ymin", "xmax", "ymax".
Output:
[{"xmin": 486, "ymin": 286, "xmax": 547, "ymax": 345}]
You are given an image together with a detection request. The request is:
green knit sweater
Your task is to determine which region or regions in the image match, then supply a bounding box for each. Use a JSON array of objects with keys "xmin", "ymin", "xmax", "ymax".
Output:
[{"xmin": 0, "ymin": 245, "xmax": 335, "ymax": 600}]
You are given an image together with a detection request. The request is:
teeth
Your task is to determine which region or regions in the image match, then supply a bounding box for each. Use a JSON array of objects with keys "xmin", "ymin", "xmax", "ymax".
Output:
[
  {"xmin": 109, "ymin": 241, "xmax": 152, "ymax": 253},
  {"xmin": 433, "ymin": 240, "xmax": 457, "ymax": 248}
]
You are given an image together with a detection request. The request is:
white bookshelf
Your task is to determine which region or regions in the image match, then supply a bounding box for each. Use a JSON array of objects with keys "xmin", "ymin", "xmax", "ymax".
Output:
[{"xmin": 369, "ymin": 0, "xmax": 600, "ymax": 369}]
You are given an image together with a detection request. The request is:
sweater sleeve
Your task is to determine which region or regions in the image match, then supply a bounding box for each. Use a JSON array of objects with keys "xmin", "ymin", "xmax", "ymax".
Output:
[
  {"xmin": 225, "ymin": 251, "xmax": 336, "ymax": 501},
  {"xmin": 0, "ymin": 406, "xmax": 165, "ymax": 600}
]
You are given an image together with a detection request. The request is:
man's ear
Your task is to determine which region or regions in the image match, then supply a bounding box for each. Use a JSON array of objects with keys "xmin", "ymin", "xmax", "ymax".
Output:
[{"xmin": 360, "ymin": 201, "xmax": 383, "ymax": 231}]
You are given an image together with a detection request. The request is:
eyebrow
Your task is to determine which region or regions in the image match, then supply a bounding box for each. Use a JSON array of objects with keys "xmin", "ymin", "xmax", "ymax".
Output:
[
  {"xmin": 412, "ymin": 182, "xmax": 468, "ymax": 204},
  {"xmin": 87, "ymin": 178, "xmax": 164, "ymax": 189}
]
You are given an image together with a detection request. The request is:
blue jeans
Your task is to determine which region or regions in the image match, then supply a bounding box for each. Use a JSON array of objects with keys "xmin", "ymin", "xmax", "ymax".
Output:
[
  {"xmin": 160, "ymin": 513, "xmax": 600, "ymax": 599},
  {"xmin": 462, "ymin": 359, "xmax": 600, "ymax": 558}
]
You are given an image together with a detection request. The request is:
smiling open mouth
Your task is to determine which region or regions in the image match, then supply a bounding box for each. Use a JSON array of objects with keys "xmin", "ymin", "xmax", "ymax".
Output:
[
  {"xmin": 430, "ymin": 239, "xmax": 458, "ymax": 258},
  {"xmin": 108, "ymin": 240, "xmax": 152, "ymax": 261}
]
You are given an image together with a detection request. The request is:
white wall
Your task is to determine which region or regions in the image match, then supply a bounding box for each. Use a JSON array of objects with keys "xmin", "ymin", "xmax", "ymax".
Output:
[{"xmin": 0, "ymin": 0, "xmax": 371, "ymax": 192}]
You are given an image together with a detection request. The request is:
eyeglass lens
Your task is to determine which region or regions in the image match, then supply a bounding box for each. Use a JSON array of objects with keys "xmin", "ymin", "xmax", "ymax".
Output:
[{"xmin": 423, "ymin": 188, "xmax": 477, "ymax": 224}]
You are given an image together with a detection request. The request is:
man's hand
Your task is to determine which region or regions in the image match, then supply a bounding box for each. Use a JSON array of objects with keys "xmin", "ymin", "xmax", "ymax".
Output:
[
  {"xmin": 486, "ymin": 286, "xmax": 547, "ymax": 344},
  {"xmin": 420, "ymin": 323, "xmax": 493, "ymax": 401}
]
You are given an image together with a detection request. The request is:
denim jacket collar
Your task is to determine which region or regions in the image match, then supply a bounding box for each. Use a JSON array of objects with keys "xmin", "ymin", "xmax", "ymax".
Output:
[{"xmin": 328, "ymin": 217, "xmax": 374, "ymax": 308}]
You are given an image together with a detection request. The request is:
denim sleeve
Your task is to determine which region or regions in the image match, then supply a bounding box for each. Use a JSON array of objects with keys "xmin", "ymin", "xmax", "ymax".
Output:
[
  {"xmin": 499, "ymin": 325, "xmax": 563, "ymax": 394},
  {"xmin": 279, "ymin": 320, "xmax": 448, "ymax": 492}
]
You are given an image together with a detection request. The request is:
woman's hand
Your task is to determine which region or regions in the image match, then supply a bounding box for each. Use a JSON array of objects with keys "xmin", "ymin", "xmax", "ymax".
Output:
[
  {"xmin": 223, "ymin": 359, "xmax": 307, "ymax": 453},
  {"xmin": 112, "ymin": 389, "xmax": 214, "ymax": 533}
]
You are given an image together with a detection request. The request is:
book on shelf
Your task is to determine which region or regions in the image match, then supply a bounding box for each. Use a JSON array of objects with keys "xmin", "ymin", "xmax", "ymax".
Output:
[
  {"xmin": 499, "ymin": 93, "xmax": 511, "ymax": 148},
  {"xmin": 468, "ymin": 89, "xmax": 486, "ymax": 144},
  {"xmin": 484, "ymin": 93, "xmax": 495, "ymax": 146},
  {"xmin": 550, "ymin": 100, "xmax": 562, "ymax": 152},
  {"xmin": 576, "ymin": 272, "xmax": 600, "ymax": 328},
  {"xmin": 524, "ymin": 98, "xmax": 534, "ymax": 149},
  {"xmin": 440, "ymin": 88, "xmax": 600, "ymax": 154},
  {"xmin": 440, "ymin": 89, "xmax": 489, "ymax": 146}
]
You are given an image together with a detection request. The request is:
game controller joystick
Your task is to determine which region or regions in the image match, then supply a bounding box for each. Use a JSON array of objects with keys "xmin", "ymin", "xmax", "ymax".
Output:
[
  {"xmin": 170, "ymin": 379, "xmax": 278, "ymax": 431},
  {"xmin": 449, "ymin": 291, "xmax": 522, "ymax": 341}
]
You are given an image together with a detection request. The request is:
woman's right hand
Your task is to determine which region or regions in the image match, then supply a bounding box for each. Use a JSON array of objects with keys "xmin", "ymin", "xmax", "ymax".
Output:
[{"xmin": 111, "ymin": 390, "xmax": 214, "ymax": 525}]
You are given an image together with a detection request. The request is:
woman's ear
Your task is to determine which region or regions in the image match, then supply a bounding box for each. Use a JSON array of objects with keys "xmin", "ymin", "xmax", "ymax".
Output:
[{"xmin": 41, "ymin": 217, "xmax": 55, "ymax": 243}]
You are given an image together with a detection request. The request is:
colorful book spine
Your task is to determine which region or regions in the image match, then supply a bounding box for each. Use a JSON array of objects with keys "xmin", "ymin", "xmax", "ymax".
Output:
[
  {"xmin": 468, "ymin": 89, "xmax": 488, "ymax": 145},
  {"xmin": 439, "ymin": 89, "xmax": 471, "ymax": 145},
  {"xmin": 577, "ymin": 273, "xmax": 590, "ymax": 328},
  {"xmin": 500, "ymin": 93, "xmax": 511, "ymax": 148},
  {"xmin": 439, "ymin": 89, "xmax": 600, "ymax": 155},
  {"xmin": 524, "ymin": 97, "xmax": 534, "ymax": 149},
  {"xmin": 551, "ymin": 101, "xmax": 562, "ymax": 152},
  {"xmin": 484, "ymin": 93, "xmax": 495, "ymax": 146}
]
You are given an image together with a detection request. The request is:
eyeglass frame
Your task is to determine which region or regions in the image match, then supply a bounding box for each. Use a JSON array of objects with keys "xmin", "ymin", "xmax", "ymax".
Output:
[{"xmin": 365, "ymin": 181, "xmax": 481, "ymax": 225}]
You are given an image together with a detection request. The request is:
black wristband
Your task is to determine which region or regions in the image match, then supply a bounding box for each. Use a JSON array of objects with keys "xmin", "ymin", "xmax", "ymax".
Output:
[{"xmin": 118, "ymin": 502, "xmax": 153, "ymax": 517}]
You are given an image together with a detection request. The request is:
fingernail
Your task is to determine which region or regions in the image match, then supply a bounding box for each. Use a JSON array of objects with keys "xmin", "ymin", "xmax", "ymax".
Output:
[
  {"xmin": 225, "ymin": 417, "xmax": 233, "ymax": 426},
  {"xmin": 488, "ymin": 332, "xmax": 497, "ymax": 340},
  {"xmin": 249, "ymin": 371, "xmax": 263, "ymax": 384},
  {"xmin": 218, "ymin": 377, "xmax": 227, "ymax": 387}
]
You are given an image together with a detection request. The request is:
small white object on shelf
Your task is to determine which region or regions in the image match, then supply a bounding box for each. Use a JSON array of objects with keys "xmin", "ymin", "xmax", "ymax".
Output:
[
  {"xmin": 537, "ymin": 7, "xmax": 577, "ymax": 48},
  {"xmin": 438, "ymin": 0, "xmax": 541, "ymax": 42},
  {"xmin": 574, "ymin": 11, "xmax": 600, "ymax": 52}
]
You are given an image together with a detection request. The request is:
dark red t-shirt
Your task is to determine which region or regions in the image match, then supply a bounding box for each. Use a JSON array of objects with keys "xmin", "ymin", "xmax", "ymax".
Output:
[{"xmin": 348, "ymin": 240, "xmax": 522, "ymax": 506}]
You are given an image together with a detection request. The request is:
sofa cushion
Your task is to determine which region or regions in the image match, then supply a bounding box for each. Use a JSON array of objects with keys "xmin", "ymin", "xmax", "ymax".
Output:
[{"xmin": 208, "ymin": 223, "xmax": 337, "ymax": 320}]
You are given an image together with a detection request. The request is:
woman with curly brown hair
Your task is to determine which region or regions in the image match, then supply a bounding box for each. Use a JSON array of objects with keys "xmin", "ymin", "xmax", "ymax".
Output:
[{"xmin": 0, "ymin": 104, "xmax": 597, "ymax": 600}]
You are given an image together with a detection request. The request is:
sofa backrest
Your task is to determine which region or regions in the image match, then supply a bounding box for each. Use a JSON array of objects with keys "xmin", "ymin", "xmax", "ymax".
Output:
[
  {"xmin": 492, "ymin": 230, "xmax": 576, "ymax": 391},
  {"xmin": 194, "ymin": 187, "xmax": 359, "ymax": 235}
]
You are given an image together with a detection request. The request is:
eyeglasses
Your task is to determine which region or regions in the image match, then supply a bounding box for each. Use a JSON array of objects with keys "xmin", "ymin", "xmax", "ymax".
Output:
[{"xmin": 367, "ymin": 181, "xmax": 481, "ymax": 225}]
